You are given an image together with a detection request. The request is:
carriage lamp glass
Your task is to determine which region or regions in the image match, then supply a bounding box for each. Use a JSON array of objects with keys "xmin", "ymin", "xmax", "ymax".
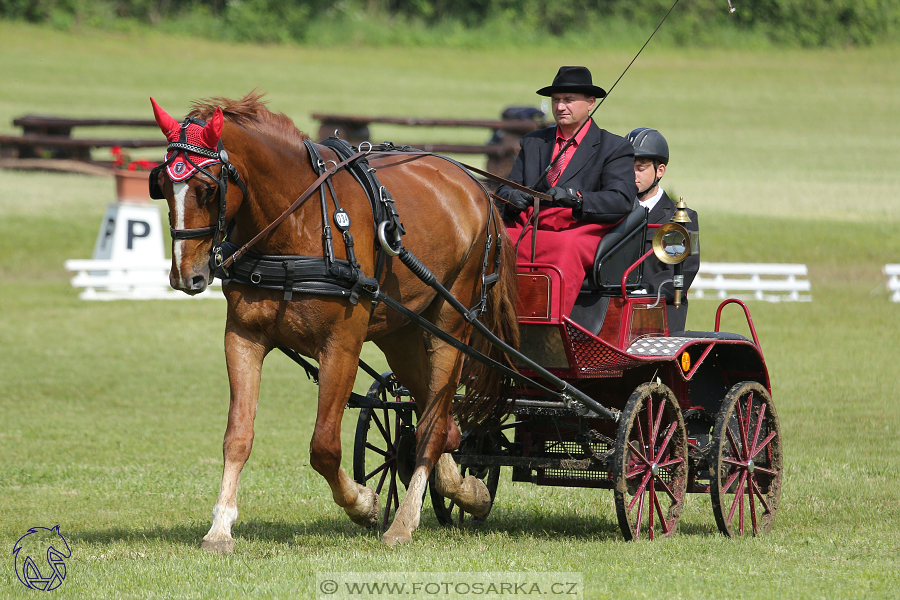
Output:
[
  {"xmin": 680, "ymin": 351, "xmax": 691, "ymax": 372},
  {"xmin": 652, "ymin": 223, "xmax": 691, "ymax": 265}
]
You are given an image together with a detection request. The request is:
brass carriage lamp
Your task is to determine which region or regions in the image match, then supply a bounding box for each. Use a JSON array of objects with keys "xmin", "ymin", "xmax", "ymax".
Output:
[{"xmin": 651, "ymin": 197, "xmax": 699, "ymax": 308}]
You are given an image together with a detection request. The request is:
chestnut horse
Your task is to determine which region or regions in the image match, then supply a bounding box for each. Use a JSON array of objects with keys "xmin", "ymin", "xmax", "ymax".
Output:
[{"xmin": 149, "ymin": 93, "xmax": 518, "ymax": 550}]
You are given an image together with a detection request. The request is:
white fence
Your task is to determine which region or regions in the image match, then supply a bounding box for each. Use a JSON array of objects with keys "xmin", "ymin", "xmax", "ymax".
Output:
[
  {"xmin": 692, "ymin": 262, "xmax": 811, "ymax": 302},
  {"xmin": 885, "ymin": 264, "xmax": 900, "ymax": 303},
  {"xmin": 64, "ymin": 259, "xmax": 222, "ymax": 301}
]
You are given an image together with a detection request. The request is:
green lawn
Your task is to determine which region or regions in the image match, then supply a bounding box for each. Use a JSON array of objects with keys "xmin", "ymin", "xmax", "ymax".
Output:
[{"xmin": 2, "ymin": 22, "xmax": 900, "ymax": 600}]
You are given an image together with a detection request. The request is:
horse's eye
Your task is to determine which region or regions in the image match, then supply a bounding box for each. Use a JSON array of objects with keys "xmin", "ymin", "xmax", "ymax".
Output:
[{"xmin": 201, "ymin": 186, "xmax": 217, "ymax": 203}]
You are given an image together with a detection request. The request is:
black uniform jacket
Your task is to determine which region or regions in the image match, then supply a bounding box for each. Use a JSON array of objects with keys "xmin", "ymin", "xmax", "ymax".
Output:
[
  {"xmin": 642, "ymin": 190, "xmax": 700, "ymax": 333},
  {"xmin": 496, "ymin": 120, "xmax": 637, "ymax": 223}
]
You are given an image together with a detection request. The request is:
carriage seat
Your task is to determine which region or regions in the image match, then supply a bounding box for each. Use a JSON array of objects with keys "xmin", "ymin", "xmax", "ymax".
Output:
[
  {"xmin": 569, "ymin": 204, "xmax": 649, "ymax": 334},
  {"xmin": 584, "ymin": 203, "xmax": 648, "ymax": 294}
]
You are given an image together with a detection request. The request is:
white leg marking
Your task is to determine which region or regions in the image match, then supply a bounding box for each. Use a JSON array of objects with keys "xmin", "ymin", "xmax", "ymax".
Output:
[
  {"xmin": 381, "ymin": 466, "xmax": 429, "ymax": 545},
  {"xmin": 205, "ymin": 503, "xmax": 239, "ymax": 541},
  {"xmin": 404, "ymin": 469, "xmax": 428, "ymax": 532},
  {"xmin": 172, "ymin": 182, "xmax": 189, "ymax": 282}
]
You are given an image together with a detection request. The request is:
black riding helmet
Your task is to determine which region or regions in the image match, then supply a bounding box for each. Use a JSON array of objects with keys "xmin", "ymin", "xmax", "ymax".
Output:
[
  {"xmin": 627, "ymin": 127, "xmax": 669, "ymax": 198},
  {"xmin": 627, "ymin": 127, "xmax": 669, "ymax": 165}
]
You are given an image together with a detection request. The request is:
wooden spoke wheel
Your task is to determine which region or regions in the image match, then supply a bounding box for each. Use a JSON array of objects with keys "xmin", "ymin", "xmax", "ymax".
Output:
[
  {"xmin": 612, "ymin": 382, "xmax": 688, "ymax": 541},
  {"xmin": 352, "ymin": 373, "xmax": 418, "ymax": 532},
  {"xmin": 430, "ymin": 430, "xmax": 502, "ymax": 527},
  {"xmin": 710, "ymin": 381, "xmax": 783, "ymax": 537}
]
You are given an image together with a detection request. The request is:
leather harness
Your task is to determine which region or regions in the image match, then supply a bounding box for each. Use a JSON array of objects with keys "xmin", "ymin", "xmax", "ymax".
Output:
[
  {"xmin": 154, "ymin": 123, "xmax": 621, "ymax": 423},
  {"xmin": 180, "ymin": 133, "xmax": 504, "ymax": 313}
]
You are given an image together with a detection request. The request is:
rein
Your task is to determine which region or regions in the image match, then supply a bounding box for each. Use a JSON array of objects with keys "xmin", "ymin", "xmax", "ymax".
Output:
[{"xmin": 219, "ymin": 145, "xmax": 537, "ymax": 271}]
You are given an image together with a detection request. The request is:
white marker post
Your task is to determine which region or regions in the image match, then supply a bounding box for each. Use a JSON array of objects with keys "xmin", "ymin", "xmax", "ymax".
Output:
[{"xmin": 64, "ymin": 179, "xmax": 221, "ymax": 300}]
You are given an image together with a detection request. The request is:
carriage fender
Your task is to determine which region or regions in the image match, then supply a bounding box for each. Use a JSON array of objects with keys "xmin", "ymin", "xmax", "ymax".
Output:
[{"xmin": 676, "ymin": 338, "xmax": 770, "ymax": 393}]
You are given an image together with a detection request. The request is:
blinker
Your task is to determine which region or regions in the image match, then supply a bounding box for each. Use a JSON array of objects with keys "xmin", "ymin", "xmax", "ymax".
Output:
[{"xmin": 149, "ymin": 165, "xmax": 165, "ymax": 199}]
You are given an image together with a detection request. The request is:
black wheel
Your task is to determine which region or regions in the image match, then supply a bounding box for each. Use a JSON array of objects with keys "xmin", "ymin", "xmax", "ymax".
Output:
[
  {"xmin": 430, "ymin": 430, "xmax": 503, "ymax": 527},
  {"xmin": 352, "ymin": 373, "xmax": 418, "ymax": 532},
  {"xmin": 710, "ymin": 381, "xmax": 782, "ymax": 537},
  {"xmin": 612, "ymin": 382, "xmax": 688, "ymax": 541}
]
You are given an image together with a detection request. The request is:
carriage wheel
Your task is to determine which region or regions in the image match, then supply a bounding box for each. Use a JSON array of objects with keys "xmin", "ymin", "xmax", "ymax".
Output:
[
  {"xmin": 429, "ymin": 430, "xmax": 502, "ymax": 527},
  {"xmin": 352, "ymin": 374, "xmax": 418, "ymax": 532},
  {"xmin": 710, "ymin": 381, "xmax": 782, "ymax": 538},
  {"xmin": 612, "ymin": 382, "xmax": 688, "ymax": 541}
]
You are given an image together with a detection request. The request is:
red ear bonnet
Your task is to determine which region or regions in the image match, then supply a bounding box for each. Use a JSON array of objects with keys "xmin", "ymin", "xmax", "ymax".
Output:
[
  {"xmin": 150, "ymin": 97, "xmax": 180, "ymax": 142},
  {"xmin": 150, "ymin": 98, "xmax": 223, "ymax": 182},
  {"xmin": 200, "ymin": 107, "xmax": 224, "ymax": 149}
]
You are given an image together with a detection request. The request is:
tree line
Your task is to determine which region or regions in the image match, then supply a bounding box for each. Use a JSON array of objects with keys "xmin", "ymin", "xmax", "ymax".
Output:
[{"xmin": 2, "ymin": 0, "xmax": 898, "ymax": 47}]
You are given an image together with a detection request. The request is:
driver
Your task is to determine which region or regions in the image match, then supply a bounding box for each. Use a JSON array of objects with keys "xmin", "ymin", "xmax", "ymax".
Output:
[
  {"xmin": 495, "ymin": 66, "xmax": 637, "ymax": 314},
  {"xmin": 628, "ymin": 127, "xmax": 700, "ymax": 333}
]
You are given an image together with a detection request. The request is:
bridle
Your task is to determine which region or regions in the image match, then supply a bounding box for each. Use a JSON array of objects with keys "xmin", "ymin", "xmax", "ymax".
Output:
[{"xmin": 149, "ymin": 116, "xmax": 247, "ymax": 270}]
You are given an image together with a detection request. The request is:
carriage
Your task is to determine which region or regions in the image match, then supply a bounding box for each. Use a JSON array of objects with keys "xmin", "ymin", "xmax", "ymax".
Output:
[
  {"xmin": 149, "ymin": 94, "xmax": 782, "ymax": 549},
  {"xmin": 349, "ymin": 200, "xmax": 783, "ymax": 541}
]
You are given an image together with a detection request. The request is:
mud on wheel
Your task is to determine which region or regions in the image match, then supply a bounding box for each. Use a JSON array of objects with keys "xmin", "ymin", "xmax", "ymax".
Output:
[
  {"xmin": 612, "ymin": 382, "xmax": 688, "ymax": 541},
  {"xmin": 353, "ymin": 373, "xmax": 418, "ymax": 532},
  {"xmin": 710, "ymin": 381, "xmax": 782, "ymax": 537}
]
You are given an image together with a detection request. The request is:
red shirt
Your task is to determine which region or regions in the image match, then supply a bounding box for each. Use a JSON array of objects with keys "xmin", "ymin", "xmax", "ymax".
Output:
[{"xmin": 548, "ymin": 120, "xmax": 592, "ymax": 186}]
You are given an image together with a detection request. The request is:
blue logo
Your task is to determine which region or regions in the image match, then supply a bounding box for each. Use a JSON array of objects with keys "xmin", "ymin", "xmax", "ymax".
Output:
[{"xmin": 12, "ymin": 526, "xmax": 71, "ymax": 591}]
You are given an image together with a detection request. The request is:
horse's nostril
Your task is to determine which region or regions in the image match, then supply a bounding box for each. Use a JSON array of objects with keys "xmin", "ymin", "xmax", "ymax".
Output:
[{"xmin": 192, "ymin": 275, "xmax": 207, "ymax": 289}]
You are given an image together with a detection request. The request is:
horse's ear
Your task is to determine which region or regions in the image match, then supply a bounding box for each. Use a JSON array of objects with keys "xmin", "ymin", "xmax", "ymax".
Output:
[
  {"xmin": 200, "ymin": 107, "xmax": 224, "ymax": 149},
  {"xmin": 150, "ymin": 97, "xmax": 181, "ymax": 142}
]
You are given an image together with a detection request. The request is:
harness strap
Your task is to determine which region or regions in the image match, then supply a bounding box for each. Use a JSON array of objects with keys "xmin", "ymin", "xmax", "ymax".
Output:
[
  {"xmin": 284, "ymin": 259, "xmax": 296, "ymax": 301},
  {"xmin": 305, "ymin": 138, "xmax": 373, "ymax": 305},
  {"xmin": 219, "ymin": 148, "xmax": 370, "ymax": 270}
]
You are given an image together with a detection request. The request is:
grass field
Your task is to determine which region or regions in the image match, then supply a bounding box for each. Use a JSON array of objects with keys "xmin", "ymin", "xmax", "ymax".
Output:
[{"xmin": 2, "ymin": 22, "xmax": 900, "ymax": 600}]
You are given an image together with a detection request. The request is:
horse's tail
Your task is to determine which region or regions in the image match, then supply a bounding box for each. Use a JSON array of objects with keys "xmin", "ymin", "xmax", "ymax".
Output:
[{"xmin": 455, "ymin": 215, "xmax": 520, "ymax": 430}]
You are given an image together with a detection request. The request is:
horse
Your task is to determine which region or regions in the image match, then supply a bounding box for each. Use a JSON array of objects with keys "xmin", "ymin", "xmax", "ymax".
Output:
[{"xmin": 149, "ymin": 92, "xmax": 519, "ymax": 550}]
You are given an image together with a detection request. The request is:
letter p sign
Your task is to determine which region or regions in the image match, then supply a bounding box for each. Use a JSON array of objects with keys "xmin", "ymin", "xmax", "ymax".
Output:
[{"xmin": 127, "ymin": 220, "xmax": 150, "ymax": 250}]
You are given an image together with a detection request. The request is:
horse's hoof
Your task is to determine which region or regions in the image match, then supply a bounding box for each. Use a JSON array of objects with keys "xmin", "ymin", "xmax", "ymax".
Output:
[
  {"xmin": 200, "ymin": 538, "xmax": 235, "ymax": 554},
  {"xmin": 455, "ymin": 476, "xmax": 491, "ymax": 517},
  {"xmin": 381, "ymin": 526, "xmax": 412, "ymax": 547},
  {"xmin": 346, "ymin": 486, "xmax": 380, "ymax": 527}
]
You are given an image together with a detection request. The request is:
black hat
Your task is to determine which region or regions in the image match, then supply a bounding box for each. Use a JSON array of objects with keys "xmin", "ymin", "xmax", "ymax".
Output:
[{"xmin": 536, "ymin": 66, "xmax": 606, "ymax": 98}]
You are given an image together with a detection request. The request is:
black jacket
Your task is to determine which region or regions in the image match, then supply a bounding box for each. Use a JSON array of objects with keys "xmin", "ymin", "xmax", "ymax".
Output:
[
  {"xmin": 496, "ymin": 120, "xmax": 637, "ymax": 223},
  {"xmin": 642, "ymin": 190, "xmax": 700, "ymax": 333}
]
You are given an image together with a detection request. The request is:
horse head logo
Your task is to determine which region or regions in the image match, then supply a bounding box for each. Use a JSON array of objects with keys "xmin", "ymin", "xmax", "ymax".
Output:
[{"xmin": 12, "ymin": 525, "xmax": 71, "ymax": 591}]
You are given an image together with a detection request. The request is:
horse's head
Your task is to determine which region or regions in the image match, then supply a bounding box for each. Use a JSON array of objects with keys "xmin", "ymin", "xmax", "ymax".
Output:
[{"xmin": 150, "ymin": 97, "xmax": 246, "ymax": 295}]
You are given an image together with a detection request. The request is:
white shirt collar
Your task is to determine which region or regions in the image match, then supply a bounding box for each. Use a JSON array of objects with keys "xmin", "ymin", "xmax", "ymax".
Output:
[{"xmin": 639, "ymin": 187, "xmax": 664, "ymax": 213}]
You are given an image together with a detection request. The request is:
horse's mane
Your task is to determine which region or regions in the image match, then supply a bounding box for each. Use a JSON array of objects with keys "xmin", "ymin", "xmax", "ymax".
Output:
[{"xmin": 189, "ymin": 90, "xmax": 309, "ymax": 147}]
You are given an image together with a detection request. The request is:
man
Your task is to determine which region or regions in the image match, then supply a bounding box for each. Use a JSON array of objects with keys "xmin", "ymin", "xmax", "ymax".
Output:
[
  {"xmin": 628, "ymin": 127, "xmax": 699, "ymax": 333},
  {"xmin": 496, "ymin": 66, "xmax": 637, "ymax": 313}
]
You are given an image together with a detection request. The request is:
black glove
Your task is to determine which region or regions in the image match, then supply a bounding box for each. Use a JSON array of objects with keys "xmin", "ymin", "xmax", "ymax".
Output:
[
  {"xmin": 506, "ymin": 189, "xmax": 534, "ymax": 212},
  {"xmin": 547, "ymin": 186, "xmax": 582, "ymax": 209}
]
